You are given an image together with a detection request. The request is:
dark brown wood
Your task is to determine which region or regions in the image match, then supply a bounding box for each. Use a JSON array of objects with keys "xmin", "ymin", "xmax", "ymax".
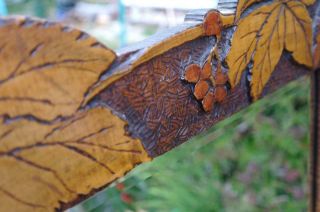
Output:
[
  {"xmin": 96, "ymin": 46, "xmax": 309, "ymax": 156},
  {"xmin": 310, "ymin": 69, "xmax": 319, "ymax": 212},
  {"xmin": 309, "ymin": 7, "xmax": 320, "ymax": 211}
]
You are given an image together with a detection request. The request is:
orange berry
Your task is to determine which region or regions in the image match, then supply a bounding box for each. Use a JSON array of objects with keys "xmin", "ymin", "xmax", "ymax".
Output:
[
  {"xmin": 204, "ymin": 11, "xmax": 222, "ymax": 36},
  {"xmin": 194, "ymin": 80, "xmax": 209, "ymax": 100},
  {"xmin": 184, "ymin": 64, "xmax": 201, "ymax": 83},
  {"xmin": 215, "ymin": 72, "xmax": 228, "ymax": 85},
  {"xmin": 215, "ymin": 86, "xmax": 227, "ymax": 102},
  {"xmin": 202, "ymin": 91, "xmax": 215, "ymax": 112}
]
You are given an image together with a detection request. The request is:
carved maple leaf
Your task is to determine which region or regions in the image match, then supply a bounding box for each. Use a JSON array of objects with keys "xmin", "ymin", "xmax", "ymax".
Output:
[
  {"xmin": 301, "ymin": 0, "xmax": 316, "ymax": 5},
  {"xmin": 227, "ymin": 0, "xmax": 313, "ymax": 100},
  {"xmin": 235, "ymin": 0, "xmax": 315, "ymax": 21},
  {"xmin": 0, "ymin": 17, "xmax": 150, "ymax": 211},
  {"xmin": 0, "ymin": 107, "xmax": 150, "ymax": 211},
  {"xmin": 0, "ymin": 17, "xmax": 116, "ymax": 121}
]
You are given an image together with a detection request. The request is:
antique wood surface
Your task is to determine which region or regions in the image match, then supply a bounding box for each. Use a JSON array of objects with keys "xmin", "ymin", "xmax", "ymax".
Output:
[
  {"xmin": 311, "ymin": 69, "xmax": 319, "ymax": 212},
  {"xmin": 310, "ymin": 18, "xmax": 320, "ymax": 212},
  {"xmin": 0, "ymin": 0, "xmax": 319, "ymax": 211}
]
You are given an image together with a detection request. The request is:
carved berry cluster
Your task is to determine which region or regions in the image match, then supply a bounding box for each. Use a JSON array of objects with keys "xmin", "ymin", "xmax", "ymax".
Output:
[{"xmin": 183, "ymin": 60, "xmax": 228, "ymax": 112}]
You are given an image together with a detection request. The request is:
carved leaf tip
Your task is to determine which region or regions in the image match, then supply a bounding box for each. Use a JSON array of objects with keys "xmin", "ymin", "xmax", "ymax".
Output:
[{"xmin": 301, "ymin": 0, "xmax": 316, "ymax": 6}]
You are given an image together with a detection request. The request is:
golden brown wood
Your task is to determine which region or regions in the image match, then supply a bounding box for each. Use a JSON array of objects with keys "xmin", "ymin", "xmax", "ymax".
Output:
[
  {"xmin": 0, "ymin": 17, "xmax": 116, "ymax": 121},
  {"xmin": 235, "ymin": 0, "xmax": 261, "ymax": 21},
  {"xmin": 227, "ymin": 0, "xmax": 314, "ymax": 100},
  {"xmin": 0, "ymin": 18, "xmax": 150, "ymax": 212},
  {"xmin": 0, "ymin": 107, "xmax": 150, "ymax": 211}
]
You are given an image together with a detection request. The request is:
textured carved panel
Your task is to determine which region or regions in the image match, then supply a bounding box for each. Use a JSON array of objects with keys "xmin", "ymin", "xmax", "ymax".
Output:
[{"xmin": 97, "ymin": 37, "xmax": 308, "ymax": 156}]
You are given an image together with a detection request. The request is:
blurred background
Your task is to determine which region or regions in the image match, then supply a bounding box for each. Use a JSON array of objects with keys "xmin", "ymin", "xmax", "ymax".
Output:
[
  {"xmin": 1, "ymin": 0, "xmax": 310, "ymax": 211},
  {"xmin": 1, "ymin": 0, "xmax": 217, "ymax": 48}
]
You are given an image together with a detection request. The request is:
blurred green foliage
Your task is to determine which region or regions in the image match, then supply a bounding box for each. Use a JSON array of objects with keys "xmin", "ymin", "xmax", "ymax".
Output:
[
  {"xmin": 6, "ymin": 0, "xmax": 54, "ymax": 17},
  {"xmin": 73, "ymin": 79, "xmax": 310, "ymax": 211}
]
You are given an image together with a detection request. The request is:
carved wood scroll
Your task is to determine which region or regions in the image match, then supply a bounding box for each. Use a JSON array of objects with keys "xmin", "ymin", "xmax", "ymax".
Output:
[{"xmin": 0, "ymin": 0, "xmax": 319, "ymax": 211}]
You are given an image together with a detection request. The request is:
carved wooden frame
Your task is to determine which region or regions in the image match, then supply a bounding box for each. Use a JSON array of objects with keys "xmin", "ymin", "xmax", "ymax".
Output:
[{"xmin": 0, "ymin": 0, "xmax": 319, "ymax": 211}]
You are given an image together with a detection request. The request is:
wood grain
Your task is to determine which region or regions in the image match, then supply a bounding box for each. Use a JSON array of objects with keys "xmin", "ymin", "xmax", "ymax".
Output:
[
  {"xmin": 0, "ymin": 0, "xmax": 319, "ymax": 210},
  {"xmin": 0, "ymin": 107, "xmax": 150, "ymax": 211},
  {"xmin": 83, "ymin": 23, "xmax": 205, "ymax": 104},
  {"xmin": 97, "ymin": 36, "xmax": 310, "ymax": 156},
  {"xmin": 0, "ymin": 17, "xmax": 116, "ymax": 121},
  {"xmin": 0, "ymin": 17, "xmax": 150, "ymax": 212}
]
